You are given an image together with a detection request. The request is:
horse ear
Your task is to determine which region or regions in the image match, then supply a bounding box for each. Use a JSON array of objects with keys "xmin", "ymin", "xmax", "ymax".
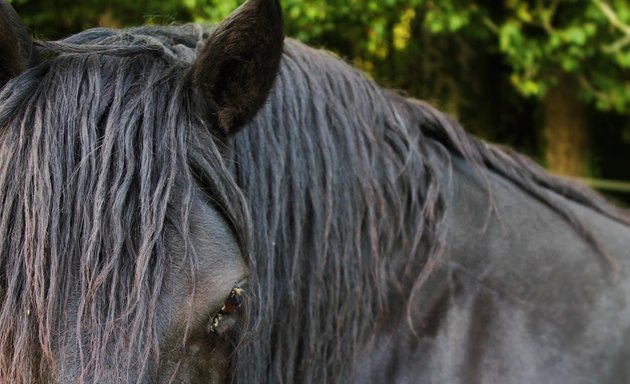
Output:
[
  {"xmin": 0, "ymin": 1, "xmax": 36, "ymax": 88},
  {"xmin": 191, "ymin": 0, "xmax": 284, "ymax": 136}
]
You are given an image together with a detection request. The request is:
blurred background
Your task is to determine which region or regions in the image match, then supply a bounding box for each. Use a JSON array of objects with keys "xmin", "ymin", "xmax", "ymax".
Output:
[{"xmin": 8, "ymin": 0, "xmax": 630, "ymax": 204}]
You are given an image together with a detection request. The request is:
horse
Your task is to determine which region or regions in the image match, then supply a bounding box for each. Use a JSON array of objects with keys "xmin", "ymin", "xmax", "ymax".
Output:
[{"xmin": 0, "ymin": 0, "xmax": 629, "ymax": 383}]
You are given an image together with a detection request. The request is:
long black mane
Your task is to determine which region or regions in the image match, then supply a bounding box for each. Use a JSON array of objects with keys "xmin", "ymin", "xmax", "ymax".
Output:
[
  {"xmin": 0, "ymin": 24, "xmax": 627, "ymax": 384},
  {"xmin": 229, "ymin": 40, "xmax": 630, "ymax": 383}
]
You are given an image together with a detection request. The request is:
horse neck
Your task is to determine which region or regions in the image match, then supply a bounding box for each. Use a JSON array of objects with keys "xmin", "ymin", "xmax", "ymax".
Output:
[
  {"xmin": 229, "ymin": 83, "xmax": 443, "ymax": 382},
  {"xmin": 441, "ymin": 148, "xmax": 630, "ymax": 294}
]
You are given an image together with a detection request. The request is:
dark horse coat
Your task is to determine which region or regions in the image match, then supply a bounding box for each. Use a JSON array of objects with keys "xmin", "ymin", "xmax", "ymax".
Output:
[{"xmin": 0, "ymin": 0, "xmax": 628, "ymax": 383}]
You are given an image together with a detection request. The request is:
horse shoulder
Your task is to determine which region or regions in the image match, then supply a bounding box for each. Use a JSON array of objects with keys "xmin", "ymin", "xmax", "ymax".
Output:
[{"xmin": 360, "ymin": 154, "xmax": 630, "ymax": 383}]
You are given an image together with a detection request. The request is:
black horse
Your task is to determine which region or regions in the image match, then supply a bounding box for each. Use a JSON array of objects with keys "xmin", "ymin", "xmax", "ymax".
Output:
[{"xmin": 0, "ymin": 0, "xmax": 629, "ymax": 383}]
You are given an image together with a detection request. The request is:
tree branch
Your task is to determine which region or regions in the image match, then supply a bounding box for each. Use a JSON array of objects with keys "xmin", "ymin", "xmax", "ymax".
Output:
[
  {"xmin": 577, "ymin": 74, "xmax": 614, "ymax": 106},
  {"xmin": 537, "ymin": 0, "xmax": 559, "ymax": 33},
  {"xmin": 593, "ymin": 0, "xmax": 630, "ymax": 36},
  {"xmin": 604, "ymin": 34, "xmax": 630, "ymax": 53}
]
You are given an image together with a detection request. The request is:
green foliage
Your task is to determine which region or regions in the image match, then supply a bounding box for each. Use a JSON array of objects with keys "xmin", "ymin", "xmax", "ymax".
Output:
[
  {"xmin": 425, "ymin": 0, "xmax": 630, "ymax": 114},
  {"xmin": 8, "ymin": 0, "xmax": 194, "ymax": 37}
]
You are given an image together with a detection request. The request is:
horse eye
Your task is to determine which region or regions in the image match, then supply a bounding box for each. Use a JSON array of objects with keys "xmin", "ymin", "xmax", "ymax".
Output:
[{"xmin": 208, "ymin": 287, "xmax": 244, "ymax": 336}]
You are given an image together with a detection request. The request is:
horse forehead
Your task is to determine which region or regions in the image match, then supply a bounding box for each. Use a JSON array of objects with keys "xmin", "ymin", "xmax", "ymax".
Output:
[{"xmin": 163, "ymin": 189, "xmax": 246, "ymax": 293}]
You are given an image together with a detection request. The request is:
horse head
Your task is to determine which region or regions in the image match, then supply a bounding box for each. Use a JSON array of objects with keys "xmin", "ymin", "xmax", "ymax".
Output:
[{"xmin": 0, "ymin": 0, "xmax": 283, "ymax": 383}]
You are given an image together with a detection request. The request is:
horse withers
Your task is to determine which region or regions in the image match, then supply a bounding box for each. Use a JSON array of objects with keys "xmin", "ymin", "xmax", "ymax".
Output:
[{"xmin": 0, "ymin": 0, "xmax": 629, "ymax": 383}]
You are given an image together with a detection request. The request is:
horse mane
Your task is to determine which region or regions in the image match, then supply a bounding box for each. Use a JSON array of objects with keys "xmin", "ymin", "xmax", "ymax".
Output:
[
  {"xmin": 0, "ymin": 25, "xmax": 250, "ymax": 383},
  {"xmin": 0, "ymin": 22, "xmax": 627, "ymax": 384},
  {"xmin": 229, "ymin": 39, "xmax": 630, "ymax": 383}
]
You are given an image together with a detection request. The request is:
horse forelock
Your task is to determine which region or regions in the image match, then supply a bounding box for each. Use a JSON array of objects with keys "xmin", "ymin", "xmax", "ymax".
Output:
[{"xmin": 0, "ymin": 26, "xmax": 248, "ymax": 384}]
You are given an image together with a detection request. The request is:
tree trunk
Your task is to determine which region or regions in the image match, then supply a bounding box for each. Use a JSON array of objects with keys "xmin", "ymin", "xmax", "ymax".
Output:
[{"xmin": 543, "ymin": 76, "xmax": 588, "ymax": 177}]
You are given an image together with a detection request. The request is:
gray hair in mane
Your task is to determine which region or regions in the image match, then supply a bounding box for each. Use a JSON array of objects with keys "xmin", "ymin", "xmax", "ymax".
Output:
[
  {"xmin": 0, "ymin": 21, "xmax": 627, "ymax": 384},
  {"xmin": 0, "ymin": 25, "xmax": 250, "ymax": 383}
]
